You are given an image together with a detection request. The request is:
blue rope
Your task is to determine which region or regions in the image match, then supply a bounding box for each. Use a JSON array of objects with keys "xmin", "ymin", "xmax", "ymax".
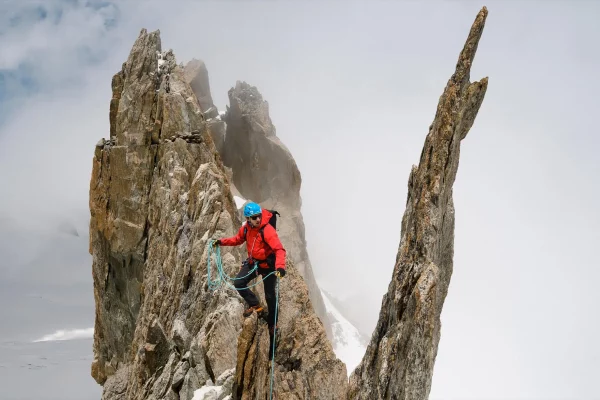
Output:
[
  {"xmin": 207, "ymin": 240, "xmax": 277, "ymax": 291},
  {"xmin": 206, "ymin": 239, "xmax": 281, "ymax": 399},
  {"xmin": 269, "ymin": 275, "xmax": 279, "ymax": 400}
]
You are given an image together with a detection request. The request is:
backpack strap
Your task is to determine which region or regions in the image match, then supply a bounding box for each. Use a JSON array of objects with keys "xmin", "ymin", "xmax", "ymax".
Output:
[
  {"xmin": 244, "ymin": 225, "xmax": 266, "ymax": 244},
  {"xmin": 244, "ymin": 225, "xmax": 270, "ymax": 247}
]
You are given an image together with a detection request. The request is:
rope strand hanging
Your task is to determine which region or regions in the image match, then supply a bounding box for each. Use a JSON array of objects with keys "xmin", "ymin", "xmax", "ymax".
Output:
[{"xmin": 206, "ymin": 240, "xmax": 280, "ymax": 400}]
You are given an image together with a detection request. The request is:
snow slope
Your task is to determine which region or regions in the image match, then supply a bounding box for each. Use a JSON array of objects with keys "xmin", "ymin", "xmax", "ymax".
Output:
[
  {"xmin": 321, "ymin": 290, "xmax": 367, "ymax": 376},
  {"xmin": 233, "ymin": 195, "xmax": 246, "ymax": 209}
]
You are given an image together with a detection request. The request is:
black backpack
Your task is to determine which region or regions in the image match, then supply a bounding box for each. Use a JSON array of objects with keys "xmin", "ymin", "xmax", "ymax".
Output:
[{"xmin": 244, "ymin": 209, "xmax": 280, "ymax": 242}]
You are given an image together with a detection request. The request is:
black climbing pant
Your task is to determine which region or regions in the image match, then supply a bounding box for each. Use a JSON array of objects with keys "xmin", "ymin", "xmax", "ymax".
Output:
[{"xmin": 234, "ymin": 260, "xmax": 279, "ymax": 329}]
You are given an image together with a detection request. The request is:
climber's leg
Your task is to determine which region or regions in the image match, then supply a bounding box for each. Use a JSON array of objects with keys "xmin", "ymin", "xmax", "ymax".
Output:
[
  {"xmin": 263, "ymin": 270, "xmax": 278, "ymax": 329},
  {"xmin": 234, "ymin": 261, "xmax": 262, "ymax": 316},
  {"xmin": 262, "ymin": 270, "xmax": 279, "ymax": 360}
]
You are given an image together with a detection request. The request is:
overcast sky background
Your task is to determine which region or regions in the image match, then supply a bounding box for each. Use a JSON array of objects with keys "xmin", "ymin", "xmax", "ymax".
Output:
[{"xmin": 1, "ymin": 1, "xmax": 599, "ymax": 399}]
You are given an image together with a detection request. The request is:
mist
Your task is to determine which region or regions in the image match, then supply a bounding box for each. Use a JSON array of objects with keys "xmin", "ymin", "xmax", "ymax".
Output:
[{"xmin": 1, "ymin": 1, "xmax": 599, "ymax": 399}]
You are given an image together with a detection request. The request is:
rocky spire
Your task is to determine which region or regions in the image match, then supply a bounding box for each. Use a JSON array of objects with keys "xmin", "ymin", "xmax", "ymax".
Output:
[
  {"xmin": 218, "ymin": 81, "xmax": 333, "ymax": 340},
  {"xmin": 183, "ymin": 60, "xmax": 226, "ymax": 160},
  {"xmin": 221, "ymin": 81, "xmax": 301, "ymax": 209},
  {"xmin": 183, "ymin": 59, "xmax": 214, "ymax": 113},
  {"xmin": 348, "ymin": 7, "xmax": 489, "ymax": 399},
  {"xmin": 89, "ymin": 28, "xmax": 346, "ymax": 400}
]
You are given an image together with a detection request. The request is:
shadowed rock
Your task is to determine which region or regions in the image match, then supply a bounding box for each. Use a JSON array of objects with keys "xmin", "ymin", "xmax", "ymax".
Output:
[
  {"xmin": 184, "ymin": 59, "xmax": 226, "ymax": 157},
  {"xmin": 183, "ymin": 59, "xmax": 214, "ymax": 113},
  {"xmin": 348, "ymin": 7, "xmax": 489, "ymax": 399},
  {"xmin": 220, "ymin": 81, "xmax": 332, "ymax": 340}
]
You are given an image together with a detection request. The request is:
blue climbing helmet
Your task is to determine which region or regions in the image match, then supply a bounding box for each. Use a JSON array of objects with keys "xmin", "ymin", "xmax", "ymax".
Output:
[{"xmin": 243, "ymin": 202, "xmax": 262, "ymax": 218}]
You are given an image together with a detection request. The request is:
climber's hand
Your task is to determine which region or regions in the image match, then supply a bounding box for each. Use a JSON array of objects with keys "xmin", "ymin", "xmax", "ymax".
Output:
[
  {"xmin": 211, "ymin": 239, "xmax": 220, "ymax": 248},
  {"xmin": 276, "ymin": 268, "xmax": 286, "ymax": 278}
]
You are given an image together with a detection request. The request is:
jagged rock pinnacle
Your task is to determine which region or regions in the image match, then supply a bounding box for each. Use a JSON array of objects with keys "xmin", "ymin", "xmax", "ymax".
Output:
[
  {"xmin": 348, "ymin": 7, "xmax": 489, "ymax": 399},
  {"xmin": 219, "ymin": 80, "xmax": 333, "ymax": 341}
]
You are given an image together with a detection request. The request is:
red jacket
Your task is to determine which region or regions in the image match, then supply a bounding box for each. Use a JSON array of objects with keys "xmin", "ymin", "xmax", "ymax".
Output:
[{"xmin": 219, "ymin": 209, "xmax": 286, "ymax": 270}]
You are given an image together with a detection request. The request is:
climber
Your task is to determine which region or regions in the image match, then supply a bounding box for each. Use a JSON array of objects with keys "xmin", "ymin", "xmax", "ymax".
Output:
[{"xmin": 213, "ymin": 202, "xmax": 286, "ymax": 337}]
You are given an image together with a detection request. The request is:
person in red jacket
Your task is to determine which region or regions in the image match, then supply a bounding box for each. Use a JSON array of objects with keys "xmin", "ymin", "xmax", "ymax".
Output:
[{"xmin": 213, "ymin": 202, "xmax": 286, "ymax": 334}]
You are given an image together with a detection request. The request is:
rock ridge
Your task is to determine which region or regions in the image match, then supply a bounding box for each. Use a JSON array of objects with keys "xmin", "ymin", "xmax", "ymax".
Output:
[{"xmin": 89, "ymin": 28, "xmax": 346, "ymax": 400}]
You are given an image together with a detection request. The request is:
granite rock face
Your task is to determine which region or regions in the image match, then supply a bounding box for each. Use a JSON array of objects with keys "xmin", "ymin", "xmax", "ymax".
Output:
[
  {"xmin": 89, "ymin": 28, "xmax": 345, "ymax": 400},
  {"xmin": 348, "ymin": 7, "xmax": 489, "ymax": 400},
  {"xmin": 233, "ymin": 263, "xmax": 347, "ymax": 400},
  {"xmin": 220, "ymin": 81, "xmax": 332, "ymax": 340}
]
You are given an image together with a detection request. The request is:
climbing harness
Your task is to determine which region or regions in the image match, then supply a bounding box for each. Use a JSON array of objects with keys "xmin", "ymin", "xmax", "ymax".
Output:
[{"xmin": 206, "ymin": 240, "xmax": 281, "ymax": 400}]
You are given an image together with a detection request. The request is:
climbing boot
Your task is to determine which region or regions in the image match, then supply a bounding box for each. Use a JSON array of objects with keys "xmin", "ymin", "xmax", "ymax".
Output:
[{"xmin": 243, "ymin": 305, "xmax": 264, "ymax": 318}]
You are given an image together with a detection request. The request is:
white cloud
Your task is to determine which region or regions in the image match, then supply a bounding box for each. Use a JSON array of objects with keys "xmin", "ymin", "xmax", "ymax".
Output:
[
  {"xmin": 0, "ymin": 1, "xmax": 119, "ymax": 80},
  {"xmin": 33, "ymin": 327, "xmax": 94, "ymax": 342}
]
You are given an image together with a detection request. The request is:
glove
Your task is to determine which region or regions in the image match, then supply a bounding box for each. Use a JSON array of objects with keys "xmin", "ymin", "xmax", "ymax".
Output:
[
  {"xmin": 276, "ymin": 268, "xmax": 286, "ymax": 278},
  {"xmin": 211, "ymin": 239, "xmax": 220, "ymax": 248}
]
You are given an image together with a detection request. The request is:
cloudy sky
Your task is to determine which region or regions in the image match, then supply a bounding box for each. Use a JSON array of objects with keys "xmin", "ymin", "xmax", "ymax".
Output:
[{"xmin": 1, "ymin": 1, "xmax": 599, "ymax": 399}]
